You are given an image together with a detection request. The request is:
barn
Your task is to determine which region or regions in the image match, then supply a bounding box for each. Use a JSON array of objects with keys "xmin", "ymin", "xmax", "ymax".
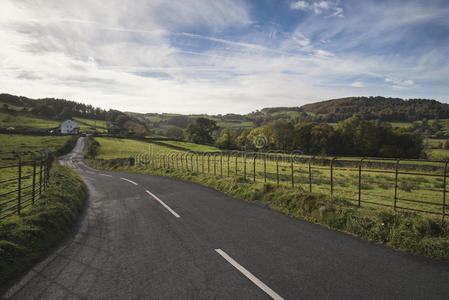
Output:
[{"xmin": 60, "ymin": 120, "xmax": 79, "ymax": 135}]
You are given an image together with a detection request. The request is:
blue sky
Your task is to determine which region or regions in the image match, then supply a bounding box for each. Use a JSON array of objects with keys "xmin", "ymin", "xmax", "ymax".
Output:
[{"xmin": 0, "ymin": 0, "xmax": 448, "ymax": 114}]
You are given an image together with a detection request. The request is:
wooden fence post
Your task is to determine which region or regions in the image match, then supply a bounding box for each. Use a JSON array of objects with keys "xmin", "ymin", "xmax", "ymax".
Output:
[
  {"xmin": 308, "ymin": 157, "xmax": 312, "ymax": 192},
  {"xmin": 276, "ymin": 156, "xmax": 279, "ymax": 186},
  {"xmin": 394, "ymin": 159, "xmax": 400, "ymax": 210},
  {"xmin": 443, "ymin": 161, "xmax": 448, "ymax": 221},
  {"xmin": 16, "ymin": 152, "xmax": 22, "ymax": 215},
  {"xmin": 358, "ymin": 158, "xmax": 365, "ymax": 207},
  {"xmin": 330, "ymin": 157, "xmax": 337, "ymax": 197}
]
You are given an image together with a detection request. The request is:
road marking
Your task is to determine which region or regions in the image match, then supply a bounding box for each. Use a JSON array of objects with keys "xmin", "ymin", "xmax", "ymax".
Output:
[
  {"xmin": 100, "ymin": 174, "xmax": 112, "ymax": 177},
  {"xmin": 120, "ymin": 177, "xmax": 138, "ymax": 185},
  {"xmin": 214, "ymin": 249, "xmax": 284, "ymax": 300},
  {"xmin": 145, "ymin": 190, "xmax": 180, "ymax": 218}
]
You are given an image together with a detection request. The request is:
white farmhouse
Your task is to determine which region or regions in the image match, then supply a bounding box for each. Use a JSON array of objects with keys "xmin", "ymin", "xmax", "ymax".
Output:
[{"xmin": 60, "ymin": 120, "xmax": 79, "ymax": 135}]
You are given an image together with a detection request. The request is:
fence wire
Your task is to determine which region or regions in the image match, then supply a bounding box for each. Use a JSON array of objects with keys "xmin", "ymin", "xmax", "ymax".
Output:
[
  {"xmin": 0, "ymin": 149, "xmax": 51, "ymax": 220},
  {"xmin": 135, "ymin": 151, "xmax": 448, "ymax": 219}
]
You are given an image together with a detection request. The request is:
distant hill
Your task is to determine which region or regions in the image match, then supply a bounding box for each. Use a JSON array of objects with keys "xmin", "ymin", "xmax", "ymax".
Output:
[
  {"xmin": 0, "ymin": 93, "xmax": 149, "ymax": 135},
  {"xmin": 3, "ymin": 92, "xmax": 449, "ymax": 138},
  {"xmin": 299, "ymin": 96, "xmax": 449, "ymax": 122}
]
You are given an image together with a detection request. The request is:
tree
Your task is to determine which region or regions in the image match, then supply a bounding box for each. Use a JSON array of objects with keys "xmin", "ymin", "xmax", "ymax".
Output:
[
  {"xmin": 166, "ymin": 127, "xmax": 185, "ymax": 139},
  {"xmin": 167, "ymin": 115, "xmax": 190, "ymax": 128},
  {"xmin": 186, "ymin": 117, "xmax": 218, "ymax": 144},
  {"xmin": 293, "ymin": 123, "xmax": 315, "ymax": 153},
  {"xmin": 216, "ymin": 128, "xmax": 237, "ymax": 149},
  {"xmin": 59, "ymin": 106, "xmax": 73, "ymax": 119},
  {"xmin": 114, "ymin": 114, "xmax": 130, "ymax": 126},
  {"xmin": 431, "ymin": 119, "xmax": 441, "ymax": 132},
  {"xmin": 443, "ymin": 140, "xmax": 449, "ymax": 150},
  {"xmin": 269, "ymin": 119, "xmax": 295, "ymax": 151},
  {"xmin": 235, "ymin": 130, "xmax": 251, "ymax": 149}
]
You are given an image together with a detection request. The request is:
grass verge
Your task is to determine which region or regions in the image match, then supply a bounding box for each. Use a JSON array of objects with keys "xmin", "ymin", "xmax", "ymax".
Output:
[
  {"xmin": 0, "ymin": 163, "xmax": 86, "ymax": 285},
  {"xmin": 86, "ymin": 158, "xmax": 449, "ymax": 262}
]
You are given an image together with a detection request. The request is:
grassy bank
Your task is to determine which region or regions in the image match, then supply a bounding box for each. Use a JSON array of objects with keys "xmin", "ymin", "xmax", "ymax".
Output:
[
  {"xmin": 0, "ymin": 164, "xmax": 86, "ymax": 285},
  {"xmin": 86, "ymin": 158, "xmax": 449, "ymax": 262}
]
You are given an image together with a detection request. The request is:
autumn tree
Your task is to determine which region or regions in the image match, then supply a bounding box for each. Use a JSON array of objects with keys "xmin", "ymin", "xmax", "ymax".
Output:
[{"xmin": 216, "ymin": 128, "xmax": 238, "ymax": 149}]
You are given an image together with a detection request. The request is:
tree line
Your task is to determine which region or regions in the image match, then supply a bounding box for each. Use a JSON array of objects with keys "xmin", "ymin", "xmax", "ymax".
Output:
[{"xmin": 187, "ymin": 117, "xmax": 424, "ymax": 158}]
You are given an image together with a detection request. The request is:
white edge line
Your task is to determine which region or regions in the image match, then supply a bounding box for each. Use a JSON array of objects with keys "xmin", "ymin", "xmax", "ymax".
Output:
[
  {"xmin": 120, "ymin": 177, "xmax": 138, "ymax": 185},
  {"xmin": 215, "ymin": 249, "xmax": 284, "ymax": 300},
  {"xmin": 145, "ymin": 190, "xmax": 181, "ymax": 218},
  {"xmin": 100, "ymin": 174, "xmax": 112, "ymax": 177}
]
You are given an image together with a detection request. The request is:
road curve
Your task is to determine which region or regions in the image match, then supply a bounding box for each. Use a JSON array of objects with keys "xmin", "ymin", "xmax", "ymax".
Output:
[{"xmin": 1, "ymin": 137, "xmax": 448, "ymax": 299}]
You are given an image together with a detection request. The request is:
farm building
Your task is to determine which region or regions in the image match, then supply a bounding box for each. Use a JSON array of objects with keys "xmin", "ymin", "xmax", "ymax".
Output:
[
  {"xmin": 108, "ymin": 124, "xmax": 129, "ymax": 135},
  {"xmin": 60, "ymin": 120, "xmax": 79, "ymax": 135}
]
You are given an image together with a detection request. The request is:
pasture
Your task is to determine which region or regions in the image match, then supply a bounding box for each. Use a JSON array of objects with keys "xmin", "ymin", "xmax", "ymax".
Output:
[
  {"xmin": 92, "ymin": 137, "xmax": 182, "ymax": 159},
  {"xmin": 0, "ymin": 134, "xmax": 69, "ymax": 218},
  {"xmin": 0, "ymin": 112, "xmax": 60, "ymax": 129}
]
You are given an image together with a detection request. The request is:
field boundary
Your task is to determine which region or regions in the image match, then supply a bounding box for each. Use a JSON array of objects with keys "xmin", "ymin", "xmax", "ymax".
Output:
[{"xmin": 133, "ymin": 150, "xmax": 449, "ymax": 218}]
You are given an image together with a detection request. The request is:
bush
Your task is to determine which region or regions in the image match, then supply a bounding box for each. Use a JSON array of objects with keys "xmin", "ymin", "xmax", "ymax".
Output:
[{"xmin": 442, "ymin": 140, "xmax": 449, "ymax": 150}]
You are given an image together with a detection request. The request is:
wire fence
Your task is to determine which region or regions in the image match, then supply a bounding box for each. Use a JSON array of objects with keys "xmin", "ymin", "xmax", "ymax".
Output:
[
  {"xmin": 0, "ymin": 149, "xmax": 52, "ymax": 220},
  {"xmin": 134, "ymin": 151, "xmax": 448, "ymax": 219}
]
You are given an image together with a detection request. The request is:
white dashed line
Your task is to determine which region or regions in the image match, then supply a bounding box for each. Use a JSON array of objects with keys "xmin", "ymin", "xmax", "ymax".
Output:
[
  {"xmin": 120, "ymin": 177, "xmax": 138, "ymax": 185},
  {"xmin": 100, "ymin": 174, "xmax": 112, "ymax": 177},
  {"xmin": 215, "ymin": 249, "xmax": 284, "ymax": 300},
  {"xmin": 145, "ymin": 190, "xmax": 180, "ymax": 218}
]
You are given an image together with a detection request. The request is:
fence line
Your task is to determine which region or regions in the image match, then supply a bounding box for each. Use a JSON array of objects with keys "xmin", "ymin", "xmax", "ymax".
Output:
[
  {"xmin": 0, "ymin": 149, "xmax": 52, "ymax": 220},
  {"xmin": 134, "ymin": 151, "xmax": 448, "ymax": 219}
]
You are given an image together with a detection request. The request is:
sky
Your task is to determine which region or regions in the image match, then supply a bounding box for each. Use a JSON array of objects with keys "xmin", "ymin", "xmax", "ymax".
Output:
[{"xmin": 0, "ymin": 0, "xmax": 448, "ymax": 114}]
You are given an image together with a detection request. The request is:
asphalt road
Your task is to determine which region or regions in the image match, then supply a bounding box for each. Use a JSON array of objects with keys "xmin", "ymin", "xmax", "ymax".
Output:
[{"xmin": 1, "ymin": 137, "xmax": 448, "ymax": 299}]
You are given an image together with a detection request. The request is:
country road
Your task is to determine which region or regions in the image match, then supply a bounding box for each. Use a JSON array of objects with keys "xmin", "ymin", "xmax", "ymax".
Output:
[{"xmin": 1, "ymin": 137, "xmax": 448, "ymax": 299}]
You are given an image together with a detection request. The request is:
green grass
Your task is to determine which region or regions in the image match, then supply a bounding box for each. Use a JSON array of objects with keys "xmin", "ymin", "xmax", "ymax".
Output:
[
  {"xmin": 388, "ymin": 122, "xmax": 413, "ymax": 128},
  {"xmin": 426, "ymin": 149, "xmax": 449, "ymax": 160},
  {"xmin": 156, "ymin": 140, "xmax": 221, "ymax": 152},
  {"xmin": 216, "ymin": 121, "xmax": 254, "ymax": 129},
  {"xmin": 73, "ymin": 117, "xmax": 109, "ymax": 133},
  {"xmin": 93, "ymin": 137, "xmax": 181, "ymax": 159},
  {"xmin": 0, "ymin": 135, "xmax": 77, "ymax": 212},
  {"xmin": 0, "ymin": 101, "xmax": 25, "ymax": 111},
  {"xmin": 423, "ymin": 138, "xmax": 449, "ymax": 160},
  {"xmin": 0, "ymin": 134, "xmax": 71, "ymax": 152},
  {"xmin": 425, "ymin": 138, "xmax": 445, "ymax": 148},
  {"xmin": 0, "ymin": 164, "xmax": 86, "ymax": 285},
  {"xmin": 0, "ymin": 112, "xmax": 60, "ymax": 129}
]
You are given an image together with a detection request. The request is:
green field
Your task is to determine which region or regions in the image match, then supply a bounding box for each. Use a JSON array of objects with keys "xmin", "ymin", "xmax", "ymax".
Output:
[
  {"xmin": 423, "ymin": 138, "xmax": 449, "ymax": 160},
  {"xmin": 0, "ymin": 134, "xmax": 71, "ymax": 218},
  {"xmin": 0, "ymin": 134, "xmax": 71, "ymax": 152},
  {"xmin": 93, "ymin": 137, "xmax": 181, "ymax": 159},
  {"xmin": 0, "ymin": 112, "xmax": 60, "ymax": 129},
  {"xmin": 73, "ymin": 117, "xmax": 109, "ymax": 133},
  {"xmin": 388, "ymin": 121, "xmax": 413, "ymax": 128},
  {"xmin": 156, "ymin": 140, "xmax": 221, "ymax": 152},
  {"xmin": 150, "ymin": 152, "xmax": 447, "ymax": 216},
  {"xmin": 141, "ymin": 113, "xmax": 255, "ymax": 137}
]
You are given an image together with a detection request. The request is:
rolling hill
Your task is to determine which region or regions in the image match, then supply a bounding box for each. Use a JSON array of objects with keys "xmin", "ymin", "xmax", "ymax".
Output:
[{"xmin": 2, "ymin": 92, "xmax": 449, "ymax": 140}]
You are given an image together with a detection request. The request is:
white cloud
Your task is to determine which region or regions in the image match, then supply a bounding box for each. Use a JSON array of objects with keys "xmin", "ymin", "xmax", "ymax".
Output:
[
  {"xmin": 291, "ymin": 1, "xmax": 309, "ymax": 10},
  {"xmin": 384, "ymin": 77, "xmax": 414, "ymax": 88},
  {"xmin": 291, "ymin": 1, "xmax": 343, "ymax": 17},
  {"xmin": 0, "ymin": 0, "xmax": 447, "ymax": 115}
]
